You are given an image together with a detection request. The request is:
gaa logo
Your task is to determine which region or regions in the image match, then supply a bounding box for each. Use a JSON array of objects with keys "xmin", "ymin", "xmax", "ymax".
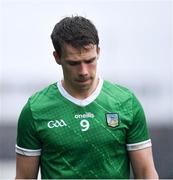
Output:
[{"xmin": 47, "ymin": 120, "xmax": 67, "ymax": 128}]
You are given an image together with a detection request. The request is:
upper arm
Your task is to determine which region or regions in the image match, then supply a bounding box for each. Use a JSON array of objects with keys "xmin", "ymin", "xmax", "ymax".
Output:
[
  {"xmin": 129, "ymin": 147, "xmax": 158, "ymax": 178},
  {"xmin": 16, "ymin": 101, "xmax": 41, "ymax": 179},
  {"xmin": 127, "ymin": 95, "xmax": 158, "ymax": 178},
  {"xmin": 16, "ymin": 154, "xmax": 40, "ymax": 179}
]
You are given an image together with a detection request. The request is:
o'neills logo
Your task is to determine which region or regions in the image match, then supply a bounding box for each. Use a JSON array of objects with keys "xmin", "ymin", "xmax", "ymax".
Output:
[{"xmin": 74, "ymin": 112, "xmax": 95, "ymax": 119}]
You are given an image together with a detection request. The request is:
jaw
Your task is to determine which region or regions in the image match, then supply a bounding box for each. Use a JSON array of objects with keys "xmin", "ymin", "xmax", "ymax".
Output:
[{"xmin": 62, "ymin": 76, "xmax": 99, "ymax": 99}]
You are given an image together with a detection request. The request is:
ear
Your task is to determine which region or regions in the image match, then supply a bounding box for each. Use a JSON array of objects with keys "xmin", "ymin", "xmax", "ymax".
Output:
[
  {"xmin": 53, "ymin": 51, "xmax": 61, "ymax": 65},
  {"xmin": 96, "ymin": 47, "xmax": 100, "ymax": 59}
]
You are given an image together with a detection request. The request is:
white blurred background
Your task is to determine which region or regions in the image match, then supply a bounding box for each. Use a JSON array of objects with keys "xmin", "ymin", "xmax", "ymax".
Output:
[{"xmin": 0, "ymin": 0, "xmax": 173, "ymax": 178}]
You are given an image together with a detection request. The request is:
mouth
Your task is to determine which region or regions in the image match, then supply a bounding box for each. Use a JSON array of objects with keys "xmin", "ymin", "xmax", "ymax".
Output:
[{"xmin": 75, "ymin": 78, "xmax": 91, "ymax": 84}]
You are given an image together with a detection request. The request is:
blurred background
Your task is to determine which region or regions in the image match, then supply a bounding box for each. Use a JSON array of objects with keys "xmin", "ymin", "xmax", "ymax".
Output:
[{"xmin": 0, "ymin": 0, "xmax": 172, "ymax": 178}]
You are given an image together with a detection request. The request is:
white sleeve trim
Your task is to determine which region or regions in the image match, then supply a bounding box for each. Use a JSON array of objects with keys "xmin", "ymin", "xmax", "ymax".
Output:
[
  {"xmin": 15, "ymin": 144, "xmax": 41, "ymax": 156},
  {"xmin": 126, "ymin": 139, "xmax": 152, "ymax": 151}
]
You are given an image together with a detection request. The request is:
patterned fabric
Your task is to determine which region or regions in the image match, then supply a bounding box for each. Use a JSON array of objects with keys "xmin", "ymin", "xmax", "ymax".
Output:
[{"xmin": 16, "ymin": 79, "xmax": 151, "ymax": 179}]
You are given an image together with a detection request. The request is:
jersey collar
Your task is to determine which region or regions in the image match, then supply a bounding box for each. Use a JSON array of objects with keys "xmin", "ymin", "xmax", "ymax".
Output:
[{"xmin": 57, "ymin": 77, "xmax": 103, "ymax": 107}]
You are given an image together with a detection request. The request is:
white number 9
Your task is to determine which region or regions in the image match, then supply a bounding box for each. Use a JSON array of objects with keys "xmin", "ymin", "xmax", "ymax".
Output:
[{"xmin": 80, "ymin": 119, "xmax": 90, "ymax": 131}]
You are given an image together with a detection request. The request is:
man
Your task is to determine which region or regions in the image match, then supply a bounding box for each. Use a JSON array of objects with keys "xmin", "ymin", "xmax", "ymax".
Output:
[{"xmin": 15, "ymin": 16, "xmax": 158, "ymax": 179}]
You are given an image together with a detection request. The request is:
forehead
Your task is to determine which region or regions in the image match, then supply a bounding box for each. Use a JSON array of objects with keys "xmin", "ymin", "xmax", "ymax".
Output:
[{"xmin": 62, "ymin": 44, "xmax": 97, "ymax": 59}]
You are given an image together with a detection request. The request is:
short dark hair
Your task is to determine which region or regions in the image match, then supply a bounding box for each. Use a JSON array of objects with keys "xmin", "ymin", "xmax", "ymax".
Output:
[{"xmin": 51, "ymin": 16, "xmax": 99, "ymax": 57}]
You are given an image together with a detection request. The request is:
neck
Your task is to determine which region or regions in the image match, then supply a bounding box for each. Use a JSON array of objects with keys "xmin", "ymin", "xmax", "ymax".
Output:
[{"xmin": 62, "ymin": 77, "xmax": 99, "ymax": 100}]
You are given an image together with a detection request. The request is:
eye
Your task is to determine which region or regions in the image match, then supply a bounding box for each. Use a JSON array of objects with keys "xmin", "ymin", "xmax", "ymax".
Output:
[
  {"xmin": 85, "ymin": 58, "xmax": 95, "ymax": 64},
  {"xmin": 67, "ymin": 61, "xmax": 80, "ymax": 66}
]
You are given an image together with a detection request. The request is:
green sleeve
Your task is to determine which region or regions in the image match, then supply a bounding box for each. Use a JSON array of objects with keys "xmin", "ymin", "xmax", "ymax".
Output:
[
  {"xmin": 16, "ymin": 100, "xmax": 41, "ymax": 155},
  {"xmin": 126, "ymin": 94, "xmax": 150, "ymax": 144}
]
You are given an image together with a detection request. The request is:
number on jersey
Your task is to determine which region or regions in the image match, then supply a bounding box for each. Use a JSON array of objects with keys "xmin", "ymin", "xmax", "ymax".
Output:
[{"xmin": 80, "ymin": 119, "xmax": 90, "ymax": 131}]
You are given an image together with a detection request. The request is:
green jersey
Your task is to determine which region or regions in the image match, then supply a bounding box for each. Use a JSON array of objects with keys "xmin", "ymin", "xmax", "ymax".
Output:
[{"xmin": 16, "ymin": 78, "xmax": 151, "ymax": 179}]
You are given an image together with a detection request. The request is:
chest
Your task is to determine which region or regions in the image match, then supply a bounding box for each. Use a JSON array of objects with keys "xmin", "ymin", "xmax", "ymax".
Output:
[{"xmin": 34, "ymin": 101, "xmax": 131, "ymax": 153}]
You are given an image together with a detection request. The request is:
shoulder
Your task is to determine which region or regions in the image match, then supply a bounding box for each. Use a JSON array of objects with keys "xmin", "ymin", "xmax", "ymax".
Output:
[
  {"xmin": 29, "ymin": 83, "xmax": 58, "ymax": 104},
  {"xmin": 26, "ymin": 83, "xmax": 60, "ymax": 115},
  {"xmin": 102, "ymin": 80, "xmax": 143, "ymax": 110},
  {"xmin": 102, "ymin": 80, "xmax": 134, "ymax": 100}
]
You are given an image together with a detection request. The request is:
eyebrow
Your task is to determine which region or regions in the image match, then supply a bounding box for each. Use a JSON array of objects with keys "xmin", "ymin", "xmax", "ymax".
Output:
[{"xmin": 66, "ymin": 57, "xmax": 97, "ymax": 63}]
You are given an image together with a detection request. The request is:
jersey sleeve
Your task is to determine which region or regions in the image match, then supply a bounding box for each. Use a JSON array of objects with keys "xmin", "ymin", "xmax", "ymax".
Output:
[
  {"xmin": 16, "ymin": 100, "xmax": 41, "ymax": 156},
  {"xmin": 126, "ymin": 94, "xmax": 152, "ymax": 151}
]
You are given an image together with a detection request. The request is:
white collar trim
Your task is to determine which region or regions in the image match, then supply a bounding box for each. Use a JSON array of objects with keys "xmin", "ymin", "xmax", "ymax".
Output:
[{"xmin": 57, "ymin": 77, "xmax": 103, "ymax": 107}]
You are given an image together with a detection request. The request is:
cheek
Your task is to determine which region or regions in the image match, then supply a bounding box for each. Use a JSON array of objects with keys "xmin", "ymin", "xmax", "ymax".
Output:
[
  {"xmin": 63, "ymin": 66, "xmax": 77, "ymax": 77},
  {"xmin": 89, "ymin": 63, "xmax": 97, "ymax": 72}
]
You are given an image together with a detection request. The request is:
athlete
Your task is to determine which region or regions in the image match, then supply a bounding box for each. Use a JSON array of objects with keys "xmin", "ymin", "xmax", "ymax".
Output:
[{"xmin": 15, "ymin": 15, "xmax": 158, "ymax": 179}]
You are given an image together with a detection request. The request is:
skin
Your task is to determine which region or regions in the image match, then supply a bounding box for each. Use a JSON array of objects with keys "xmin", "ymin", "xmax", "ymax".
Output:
[
  {"xmin": 16, "ymin": 43, "xmax": 158, "ymax": 179},
  {"xmin": 16, "ymin": 154, "xmax": 39, "ymax": 179},
  {"xmin": 53, "ymin": 44, "xmax": 100, "ymax": 99},
  {"xmin": 129, "ymin": 147, "xmax": 159, "ymax": 178}
]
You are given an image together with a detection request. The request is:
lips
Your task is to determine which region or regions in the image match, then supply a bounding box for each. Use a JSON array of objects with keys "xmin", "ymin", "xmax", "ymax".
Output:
[{"xmin": 75, "ymin": 78, "xmax": 90, "ymax": 83}]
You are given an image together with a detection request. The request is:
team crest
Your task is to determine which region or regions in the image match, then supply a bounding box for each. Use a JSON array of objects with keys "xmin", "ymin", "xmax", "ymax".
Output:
[{"xmin": 106, "ymin": 113, "xmax": 119, "ymax": 127}]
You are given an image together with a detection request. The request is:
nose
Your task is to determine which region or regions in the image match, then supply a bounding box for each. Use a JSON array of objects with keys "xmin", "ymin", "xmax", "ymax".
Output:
[{"xmin": 78, "ymin": 63, "xmax": 88, "ymax": 76}]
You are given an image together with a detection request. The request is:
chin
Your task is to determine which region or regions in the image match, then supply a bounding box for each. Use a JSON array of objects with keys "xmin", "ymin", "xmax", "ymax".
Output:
[{"xmin": 75, "ymin": 82, "xmax": 92, "ymax": 91}]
